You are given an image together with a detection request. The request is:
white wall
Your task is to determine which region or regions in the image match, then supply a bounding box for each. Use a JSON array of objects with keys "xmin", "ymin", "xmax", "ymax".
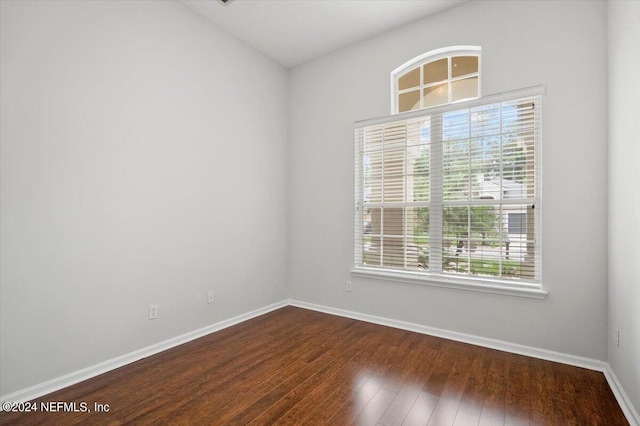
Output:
[
  {"xmin": 288, "ymin": 0, "xmax": 609, "ymax": 360},
  {"xmin": 0, "ymin": 0, "xmax": 288, "ymax": 396},
  {"xmin": 608, "ymin": 0, "xmax": 640, "ymax": 415}
]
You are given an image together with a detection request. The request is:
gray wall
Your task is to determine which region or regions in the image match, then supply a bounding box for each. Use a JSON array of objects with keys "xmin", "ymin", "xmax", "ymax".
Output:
[
  {"xmin": 288, "ymin": 0, "xmax": 609, "ymax": 360},
  {"xmin": 0, "ymin": 0, "xmax": 288, "ymax": 396},
  {"xmin": 608, "ymin": 0, "xmax": 640, "ymax": 414}
]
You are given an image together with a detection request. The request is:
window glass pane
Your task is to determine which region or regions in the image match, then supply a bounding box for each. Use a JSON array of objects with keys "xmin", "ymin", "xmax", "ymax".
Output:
[
  {"xmin": 423, "ymin": 58, "xmax": 448, "ymax": 84},
  {"xmin": 382, "ymin": 207, "xmax": 406, "ymax": 267},
  {"xmin": 423, "ymin": 83, "xmax": 448, "ymax": 108},
  {"xmin": 443, "ymin": 111, "xmax": 471, "ymax": 201},
  {"xmin": 471, "ymin": 136, "xmax": 500, "ymax": 200},
  {"xmin": 364, "ymin": 150, "xmax": 383, "ymax": 174},
  {"xmin": 443, "ymin": 205, "xmax": 523, "ymax": 278},
  {"xmin": 443, "ymin": 110, "xmax": 469, "ymax": 141},
  {"xmin": 451, "ymin": 56, "xmax": 478, "ymax": 78},
  {"xmin": 452, "ymin": 76, "xmax": 478, "ymax": 102},
  {"xmin": 398, "ymin": 90, "xmax": 420, "ymax": 113},
  {"xmin": 383, "ymin": 149, "xmax": 405, "ymax": 202},
  {"xmin": 470, "ymin": 206, "xmax": 499, "ymax": 241},
  {"xmin": 383, "ymin": 122, "xmax": 407, "ymax": 150},
  {"xmin": 383, "ymin": 174, "xmax": 404, "ymax": 202},
  {"xmin": 382, "ymin": 237, "xmax": 405, "ymax": 267},
  {"xmin": 470, "ymin": 104, "xmax": 501, "ymax": 137},
  {"xmin": 365, "ymin": 236, "xmax": 381, "ymax": 266},
  {"xmin": 406, "ymin": 118, "xmax": 426, "ymax": 146},
  {"xmin": 383, "ymin": 208, "xmax": 404, "ymax": 236},
  {"xmin": 367, "ymin": 207, "xmax": 381, "ymax": 235},
  {"xmin": 398, "ymin": 67, "xmax": 420, "ymax": 90},
  {"xmin": 407, "ymin": 144, "xmax": 430, "ymax": 202},
  {"xmin": 363, "ymin": 207, "xmax": 380, "ymax": 266},
  {"xmin": 493, "ymin": 216, "xmax": 536, "ymax": 280},
  {"xmin": 419, "ymin": 119, "xmax": 431, "ymax": 145},
  {"xmin": 504, "ymin": 236, "xmax": 536, "ymax": 279},
  {"xmin": 508, "ymin": 212, "xmax": 526, "ymax": 234},
  {"xmin": 442, "ymin": 206, "xmax": 469, "ymax": 273},
  {"xmin": 407, "ymin": 207, "xmax": 430, "ymax": 270},
  {"xmin": 383, "ymin": 148, "xmax": 405, "ymax": 172},
  {"xmin": 363, "ymin": 126, "xmax": 383, "ymax": 152},
  {"xmin": 468, "ymin": 245, "xmax": 503, "ymax": 277},
  {"xmin": 443, "ymin": 140, "xmax": 471, "ymax": 201},
  {"xmin": 502, "ymin": 101, "xmax": 535, "ymax": 133},
  {"xmin": 502, "ymin": 134, "xmax": 532, "ymax": 196},
  {"xmin": 364, "ymin": 172, "xmax": 382, "ymax": 203}
]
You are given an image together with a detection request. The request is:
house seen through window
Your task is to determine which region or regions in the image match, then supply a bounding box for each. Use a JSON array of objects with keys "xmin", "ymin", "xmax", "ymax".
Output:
[{"xmin": 355, "ymin": 47, "xmax": 543, "ymax": 291}]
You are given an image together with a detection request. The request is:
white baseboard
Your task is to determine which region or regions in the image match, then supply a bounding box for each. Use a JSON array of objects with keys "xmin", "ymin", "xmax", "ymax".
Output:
[
  {"xmin": 288, "ymin": 299, "xmax": 639, "ymax": 426},
  {"xmin": 604, "ymin": 364, "xmax": 640, "ymax": 426},
  {"xmin": 0, "ymin": 300, "xmax": 288, "ymax": 406},
  {"xmin": 2, "ymin": 298, "xmax": 638, "ymax": 425},
  {"xmin": 288, "ymin": 300, "xmax": 604, "ymax": 370}
]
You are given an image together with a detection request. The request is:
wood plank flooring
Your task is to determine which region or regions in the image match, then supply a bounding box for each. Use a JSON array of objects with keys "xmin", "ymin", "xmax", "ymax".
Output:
[{"xmin": 0, "ymin": 306, "xmax": 628, "ymax": 425}]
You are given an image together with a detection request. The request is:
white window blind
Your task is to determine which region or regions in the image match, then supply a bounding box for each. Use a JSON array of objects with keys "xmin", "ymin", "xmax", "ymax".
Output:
[{"xmin": 354, "ymin": 87, "xmax": 543, "ymax": 289}]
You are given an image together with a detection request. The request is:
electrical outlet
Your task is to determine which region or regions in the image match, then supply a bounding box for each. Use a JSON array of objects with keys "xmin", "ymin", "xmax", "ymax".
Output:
[
  {"xmin": 346, "ymin": 281, "xmax": 352, "ymax": 292},
  {"xmin": 149, "ymin": 304, "xmax": 158, "ymax": 320},
  {"xmin": 208, "ymin": 291, "xmax": 214, "ymax": 304}
]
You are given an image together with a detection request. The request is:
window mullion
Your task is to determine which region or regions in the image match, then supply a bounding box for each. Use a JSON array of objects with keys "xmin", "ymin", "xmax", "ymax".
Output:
[
  {"xmin": 403, "ymin": 125, "xmax": 408, "ymax": 269},
  {"xmin": 467, "ymin": 111, "xmax": 472, "ymax": 276},
  {"xmin": 498, "ymin": 103, "xmax": 504, "ymax": 277},
  {"xmin": 355, "ymin": 130, "xmax": 364, "ymax": 266},
  {"xmin": 430, "ymin": 114, "xmax": 443, "ymax": 273}
]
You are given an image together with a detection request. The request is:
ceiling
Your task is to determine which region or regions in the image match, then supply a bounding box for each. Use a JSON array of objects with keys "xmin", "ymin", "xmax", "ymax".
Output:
[{"xmin": 180, "ymin": 0, "xmax": 469, "ymax": 69}]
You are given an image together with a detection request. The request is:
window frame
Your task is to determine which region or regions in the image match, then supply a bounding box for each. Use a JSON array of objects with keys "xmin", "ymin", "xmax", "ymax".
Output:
[
  {"xmin": 354, "ymin": 85, "xmax": 547, "ymax": 299},
  {"xmin": 391, "ymin": 46, "xmax": 482, "ymax": 114}
]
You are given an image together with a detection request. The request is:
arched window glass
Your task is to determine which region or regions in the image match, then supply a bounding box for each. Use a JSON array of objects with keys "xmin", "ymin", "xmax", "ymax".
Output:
[{"xmin": 391, "ymin": 46, "xmax": 481, "ymax": 113}]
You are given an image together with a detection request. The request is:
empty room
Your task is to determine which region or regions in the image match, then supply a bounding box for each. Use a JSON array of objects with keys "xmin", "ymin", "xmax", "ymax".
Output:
[{"xmin": 1, "ymin": 0, "xmax": 638, "ymax": 425}]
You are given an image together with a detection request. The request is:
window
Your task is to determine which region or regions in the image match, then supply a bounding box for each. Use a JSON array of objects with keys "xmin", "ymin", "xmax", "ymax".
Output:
[
  {"xmin": 392, "ymin": 46, "xmax": 481, "ymax": 114},
  {"xmin": 354, "ymin": 86, "xmax": 545, "ymax": 297}
]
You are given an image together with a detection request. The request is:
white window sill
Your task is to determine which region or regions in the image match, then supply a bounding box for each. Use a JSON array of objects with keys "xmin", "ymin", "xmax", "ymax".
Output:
[{"xmin": 350, "ymin": 267, "xmax": 548, "ymax": 299}]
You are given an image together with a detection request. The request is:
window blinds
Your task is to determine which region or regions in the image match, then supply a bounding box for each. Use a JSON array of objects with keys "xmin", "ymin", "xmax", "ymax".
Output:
[{"xmin": 355, "ymin": 87, "xmax": 543, "ymax": 286}]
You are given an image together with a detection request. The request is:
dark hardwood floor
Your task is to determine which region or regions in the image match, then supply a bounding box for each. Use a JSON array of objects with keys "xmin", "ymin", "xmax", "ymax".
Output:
[{"xmin": 0, "ymin": 306, "xmax": 628, "ymax": 425}]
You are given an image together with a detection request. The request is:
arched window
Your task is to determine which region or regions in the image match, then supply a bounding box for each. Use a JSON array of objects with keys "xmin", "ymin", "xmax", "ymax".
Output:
[
  {"xmin": 354, "ymin": 45, "xmax": 545, "ymax": 298},
  {"xmin": 391, "ymin": 46, "xmax": 481, "ymax": 113}
]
